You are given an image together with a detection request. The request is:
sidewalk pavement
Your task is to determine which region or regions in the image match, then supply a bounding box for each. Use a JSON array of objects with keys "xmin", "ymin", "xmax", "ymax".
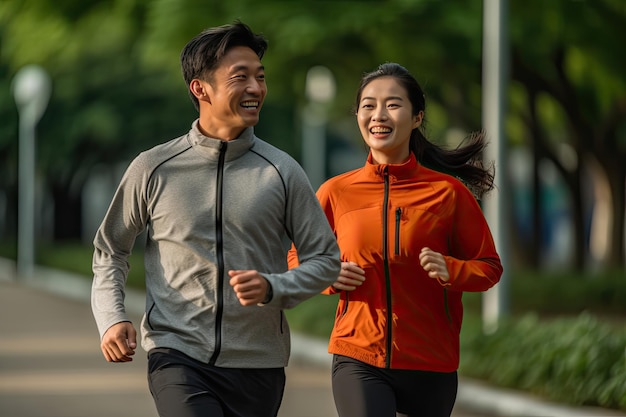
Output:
[
  {"xmin": 0, "ymin": 271, "xmax": 338, "ymax": 417},
  {"xmin": 1, "ymin": 258, "xmax": 624, "ymax": 417}
]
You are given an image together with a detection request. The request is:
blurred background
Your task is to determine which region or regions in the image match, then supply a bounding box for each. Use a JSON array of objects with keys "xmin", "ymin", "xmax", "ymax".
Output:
[{"xmin": 1, "ymin": 0, "xmax": 625, "ymax": 412}]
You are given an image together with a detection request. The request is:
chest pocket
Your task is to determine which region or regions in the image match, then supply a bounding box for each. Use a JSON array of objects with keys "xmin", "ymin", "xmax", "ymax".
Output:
[{"xmin": 390, "ymin": 206, "xmax": 447, "ymax": 265}]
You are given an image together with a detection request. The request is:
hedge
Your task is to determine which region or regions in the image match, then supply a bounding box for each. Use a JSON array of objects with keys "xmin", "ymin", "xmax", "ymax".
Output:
[{"xmin": 459, "ymin": 312, "xmax": 626, "ymax": 411}]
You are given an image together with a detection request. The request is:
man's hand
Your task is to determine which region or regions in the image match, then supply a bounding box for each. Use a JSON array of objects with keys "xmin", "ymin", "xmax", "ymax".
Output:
[
  {"xmin": 101, "ymin": 321, "xmax": 137, "ymax": 362},
  {"xmin": 419, "ymin": 247, "xmax": 450, "ymax": 283},
  {"xmin": 228, "ymin": 270, "xmax": 269, "ymax": 306},
  {"xmin": 332, "ymin": 261, "xmax": 365, "ymax": 291}
]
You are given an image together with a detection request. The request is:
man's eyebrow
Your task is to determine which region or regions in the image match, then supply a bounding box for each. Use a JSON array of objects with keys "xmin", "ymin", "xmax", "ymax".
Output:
[{"xmin": 230, "ymin": 64, "xmax": 265, "ymax": 73}]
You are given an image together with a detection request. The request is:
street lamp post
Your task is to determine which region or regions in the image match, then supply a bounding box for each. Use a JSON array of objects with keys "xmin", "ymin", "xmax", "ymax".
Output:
[
  {"xmin": 302, "ymin": 66, "xmax": 336, "ymax": 190},
  {"xmin": 12, "ymin": 65, "xmax": 52, "ymax": 278},
  {"xmin": 481, "ymin": 0, "xmax": 509, "ymax": 333}
]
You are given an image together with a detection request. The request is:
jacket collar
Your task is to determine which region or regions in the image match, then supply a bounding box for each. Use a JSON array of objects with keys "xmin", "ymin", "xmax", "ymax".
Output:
[
  {"xmin": 363, "ymin": 151, "xmax": 420, "ymax": 181},
  {"xmin": 186, "ymin": 119, "xmax": 255, "ymax": 162}
]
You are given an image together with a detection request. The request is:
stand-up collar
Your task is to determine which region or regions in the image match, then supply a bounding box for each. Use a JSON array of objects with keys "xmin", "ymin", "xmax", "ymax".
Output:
[
  {"xmin": 186, "ymin": 119, "xmax": 255, "ymax": 162},
  {"xmin": 363, "ymin": 151, "xmax": 420, "ymax": 181}
]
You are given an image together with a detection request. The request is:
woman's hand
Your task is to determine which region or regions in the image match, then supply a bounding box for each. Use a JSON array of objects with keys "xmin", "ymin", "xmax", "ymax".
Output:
[
  {"xmin": 332, "ymin": 261, "xmax": 365, "ymax": 291},
  {"xmin": 419, "ymin": 247, "xmax": 450, "ymax": 283}
]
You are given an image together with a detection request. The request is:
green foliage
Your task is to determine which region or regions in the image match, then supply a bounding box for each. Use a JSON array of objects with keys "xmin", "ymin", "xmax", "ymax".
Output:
[
  {"xmin": 461, "ymin": 268, "xmax": 626, "ymax": 317},
  {"xmin": 4, "ymin": 0, "xmax": 625, "ymax": 266},
  {"xmin": 284, "ymin": 293, "xmax": 337, "ymax": 339},
  {"xmin": 0, "ymin": 240, "xmax": 146, "ymax": 288},
  {"xmin": 460, "ymin": 312, "xmax": 626, "ymax": 410},
  {"xmin": 1, "ymin": 0, "xmax": 195, "ymax": 192}
]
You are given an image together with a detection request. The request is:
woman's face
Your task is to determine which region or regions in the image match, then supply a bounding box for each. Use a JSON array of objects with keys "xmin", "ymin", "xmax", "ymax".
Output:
[{"xmin": 357, "ymin": 77, "xmax": 423, "ymax": 165}]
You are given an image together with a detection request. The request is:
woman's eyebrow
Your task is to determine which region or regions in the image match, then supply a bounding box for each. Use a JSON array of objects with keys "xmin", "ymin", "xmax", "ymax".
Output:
[{"xmin": 361, "ymin": 95, "xmax": 404, "ymax": 101}]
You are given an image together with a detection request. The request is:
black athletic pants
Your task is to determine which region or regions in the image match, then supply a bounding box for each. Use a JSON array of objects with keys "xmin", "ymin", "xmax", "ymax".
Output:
[
  {"xmin": 147, "ymin": 348, "xmax": 285, "ymax": 417},
  {"xmin": 331, "ymin": 355, "xmax": 458, "ymax": 417}
]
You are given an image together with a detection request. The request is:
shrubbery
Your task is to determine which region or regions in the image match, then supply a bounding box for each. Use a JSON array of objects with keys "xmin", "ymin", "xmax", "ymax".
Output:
[{"xmin": 460, "ymin": 312, "xmax": 626, "ymax": 411}]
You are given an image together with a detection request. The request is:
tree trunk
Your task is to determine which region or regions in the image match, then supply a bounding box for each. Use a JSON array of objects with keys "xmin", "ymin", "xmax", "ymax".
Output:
[
  {"xmin": 528, "ymin": 90, "xmax": 543, "ymax": 268},
  {"xmin": 571, "ymin": 165, "xmax": 586, "ymax": 270},
  {"xmin": 606, "ymin": 165, "xmax": 626, "ymax": 268}
]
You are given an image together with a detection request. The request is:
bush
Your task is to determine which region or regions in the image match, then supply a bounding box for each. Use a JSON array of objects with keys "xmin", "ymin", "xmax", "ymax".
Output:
[
  {"xmin": 460, "ymin": 312, "xmax": 626, "ymax": 410},
  {"xmin": 462, "ymin": 268, "xmax": 626, "ymax": 316}
]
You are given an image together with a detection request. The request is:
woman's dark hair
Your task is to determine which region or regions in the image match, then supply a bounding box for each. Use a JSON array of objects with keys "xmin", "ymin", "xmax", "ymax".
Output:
[
  {"xmin": 180, "ymin": 20, "xmax": 268, "ymax": 111},
  {"xmin": 355, "ymin": 62, "xmax": 495, "ymax": 198}
]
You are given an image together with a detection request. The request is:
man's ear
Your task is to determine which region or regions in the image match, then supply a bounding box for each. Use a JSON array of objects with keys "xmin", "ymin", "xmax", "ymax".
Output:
[{"xmin": 190, "ymin": 79, "xmax": 210, "ymax": 102}]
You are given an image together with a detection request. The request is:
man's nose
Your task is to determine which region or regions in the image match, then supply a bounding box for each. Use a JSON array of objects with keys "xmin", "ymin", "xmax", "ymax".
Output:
[{"xmin": 246, "ymin": 80, "xmax": 264, "ymax": 94}]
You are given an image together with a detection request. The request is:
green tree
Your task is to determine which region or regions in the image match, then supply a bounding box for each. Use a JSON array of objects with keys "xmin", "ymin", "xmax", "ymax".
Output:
[
  {"xmin": 2, "ymin": 0, "xmax": 624, "ymax": 271},
  {"xmin": 508, "ymin": 0, "xmax": 626, "ymax": 269},
  {"xmin": 0, "ymin": 0, "xmax": 193, "ymax": 239}
]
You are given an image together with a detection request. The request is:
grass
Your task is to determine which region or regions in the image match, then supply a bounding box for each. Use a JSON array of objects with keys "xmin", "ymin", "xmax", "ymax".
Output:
[{"xmin": 0, "ymin": 240, "xmax": 146, "ymax": 288}]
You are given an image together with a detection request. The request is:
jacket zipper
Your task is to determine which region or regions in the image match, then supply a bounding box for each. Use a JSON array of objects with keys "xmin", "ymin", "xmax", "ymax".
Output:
[
  {"xmin": 209, "ymin": 141, "xmax": 227, "ymax": 365},
  {"xmin": 383, "ymin": 168, "xmax": 393, "ymax": 369},
  {"xmin": 394, "ymin": 207, "xmax": 401, "ymax": 255}
]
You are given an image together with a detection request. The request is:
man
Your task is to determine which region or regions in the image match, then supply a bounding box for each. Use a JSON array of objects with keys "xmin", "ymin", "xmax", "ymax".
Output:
[{"xmin": 91, "ymin": 21, "xmax": 340, "ymax": 417}]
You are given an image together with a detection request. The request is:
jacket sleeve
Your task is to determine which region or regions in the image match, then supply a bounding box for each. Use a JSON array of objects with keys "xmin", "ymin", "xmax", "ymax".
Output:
[
  {"xmin": 91, "ymin": 155, "xmax": 148, "ymax": 338},
  {"xmin": 442, "ymin": 182, "xmax": 503, "ymax": 292},
  {"xmin": 268, "ymin": 165, "xmax": 341, "ymax": 308},
  {"xmin": 285, "ymin": 179, "xmax": 341, "ymax": 297}
]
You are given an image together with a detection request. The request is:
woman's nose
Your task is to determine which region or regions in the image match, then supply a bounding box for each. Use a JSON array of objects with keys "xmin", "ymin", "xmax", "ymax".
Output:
[{"xmin": 372, "ymin": 109, "xmax": 387, "ymax": 121}]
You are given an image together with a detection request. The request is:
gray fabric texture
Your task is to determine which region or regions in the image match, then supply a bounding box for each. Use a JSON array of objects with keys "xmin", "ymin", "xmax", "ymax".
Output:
[{"xmin": 92, "ymin": 120, "xmax": 340, "ymax": 368}]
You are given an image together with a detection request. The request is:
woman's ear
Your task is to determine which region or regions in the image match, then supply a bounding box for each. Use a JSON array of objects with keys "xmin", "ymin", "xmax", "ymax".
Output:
[{"xmin": 413, "ymin": 110, "xmax": 424, "ymax": 129}]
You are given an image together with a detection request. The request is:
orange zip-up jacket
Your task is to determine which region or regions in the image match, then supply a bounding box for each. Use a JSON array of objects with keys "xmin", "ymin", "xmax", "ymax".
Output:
[{"xmin": 288, "ymin": 152, "xmax": 502, "ymax": 372}]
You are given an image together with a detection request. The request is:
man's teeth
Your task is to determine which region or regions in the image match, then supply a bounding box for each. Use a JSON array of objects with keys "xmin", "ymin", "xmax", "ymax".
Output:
[
  {"xmin": 371, "ymin": 127, "xmax": 391, "ymax": 133},
  {"xmin": 241, "ymin": 101, "xmax": 259, "ymax": 108}
]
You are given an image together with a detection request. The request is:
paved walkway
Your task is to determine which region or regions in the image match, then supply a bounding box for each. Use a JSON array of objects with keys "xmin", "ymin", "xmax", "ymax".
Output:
[
  {"xmin": 1, "ymin": 259, "xmax": 624, "ymax": 417},
  {"xmin": 0, "ymin": 279, "xmax": 342, "ymax": 417}
]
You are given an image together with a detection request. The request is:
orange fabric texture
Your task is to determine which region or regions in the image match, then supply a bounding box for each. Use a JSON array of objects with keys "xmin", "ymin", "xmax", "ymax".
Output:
[{"xmin": 288, "ymin": 152, "xmax": 502, "ymax": 372}]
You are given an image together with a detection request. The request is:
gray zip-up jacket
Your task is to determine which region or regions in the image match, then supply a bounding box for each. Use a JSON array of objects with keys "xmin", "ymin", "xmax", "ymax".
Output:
[{"xmin": 91, "ymin": 120, "xmax": 340, "ymax": 368}]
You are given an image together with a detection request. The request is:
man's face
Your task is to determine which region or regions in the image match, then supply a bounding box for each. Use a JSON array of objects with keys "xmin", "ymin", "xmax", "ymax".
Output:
[{"xmin": 200, "ymin": 46, "xmax": 267, "ymax": 140}]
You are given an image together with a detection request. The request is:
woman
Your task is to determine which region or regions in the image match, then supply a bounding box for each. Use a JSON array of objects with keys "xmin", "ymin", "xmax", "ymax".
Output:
[{"xmin": 290, "ymin": 62, "xmax": 503, "ymax": 417}]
